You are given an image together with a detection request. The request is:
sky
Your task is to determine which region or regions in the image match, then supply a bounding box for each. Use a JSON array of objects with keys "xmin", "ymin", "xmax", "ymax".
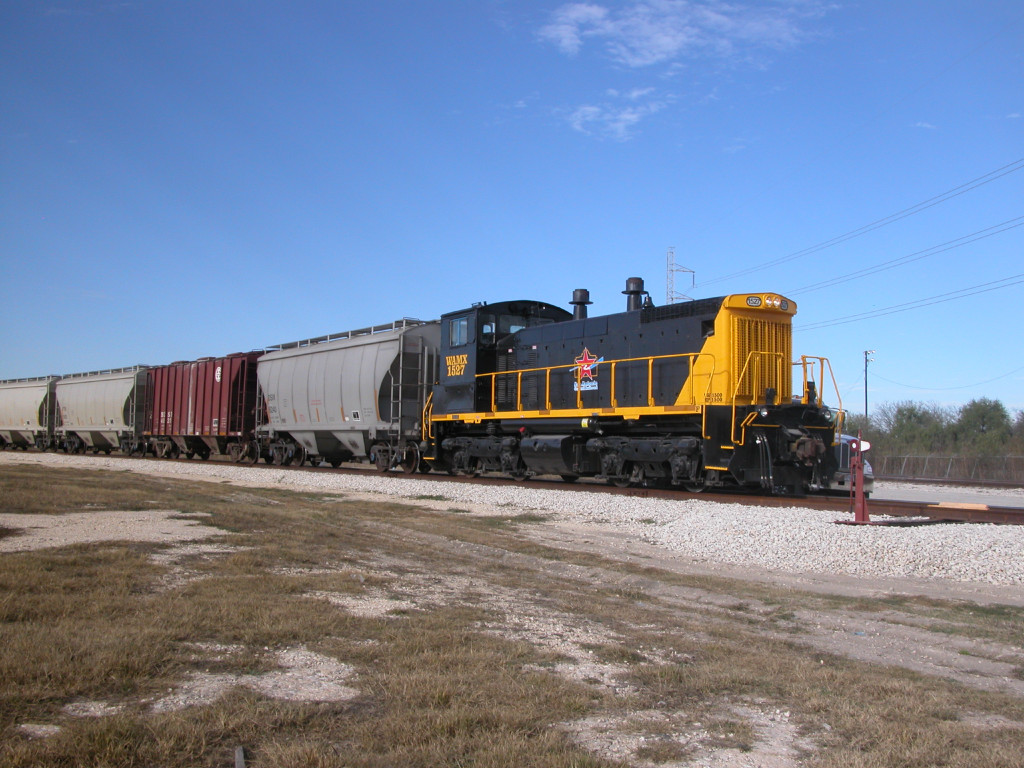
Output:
[{"xmin": 2, "ymin": 1, "xmax": 1022, "ymax": 417}]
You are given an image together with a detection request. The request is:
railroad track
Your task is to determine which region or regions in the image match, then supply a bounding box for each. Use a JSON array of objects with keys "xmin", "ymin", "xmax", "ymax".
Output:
[
  {"xmin": 139, "ymin": 453, "xmax": 1024, "ymax": 526},
  {"xmin": 875, "ymin": 475, "xmax": 1024, "ymax": 490},
  {"xmin": 15, "ymin": 450, "xmax": 1024, "ymax": 526}
]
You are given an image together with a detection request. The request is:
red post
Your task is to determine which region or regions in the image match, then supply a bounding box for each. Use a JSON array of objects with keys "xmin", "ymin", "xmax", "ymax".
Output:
[{"xmin": 851, "ymin": 430, "xmax": 870, "ymax": 523}]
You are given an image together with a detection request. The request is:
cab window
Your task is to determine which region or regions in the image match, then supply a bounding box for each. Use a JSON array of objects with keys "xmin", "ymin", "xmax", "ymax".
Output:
[
  {"xmin": 498, "ymin": 314, "xmax": 526, "ymax": 335},
  {"xmin": 449, "ymin": 316, "xmax": 470, "ymax": 347},
  {"xmin": 480, "ymin": 314, "xmax": 496, "ymax": 345}
]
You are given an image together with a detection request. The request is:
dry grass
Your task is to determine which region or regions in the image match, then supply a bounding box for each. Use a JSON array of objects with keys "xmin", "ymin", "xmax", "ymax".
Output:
[{"xmin": 2, "ymin": 463, "xmax": 1024, "ymax": 767}]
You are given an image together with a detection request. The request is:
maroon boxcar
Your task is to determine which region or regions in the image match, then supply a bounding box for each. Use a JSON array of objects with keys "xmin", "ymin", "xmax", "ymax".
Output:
[{"xmin": 144, "ymin": 352, "xmax": 261, "ymax": 460}]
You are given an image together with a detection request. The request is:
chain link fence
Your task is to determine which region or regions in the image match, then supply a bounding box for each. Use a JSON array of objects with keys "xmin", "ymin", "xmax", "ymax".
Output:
[{"xmin": 875, "ymin": 455, "xmax": 1024, "ymax": 485}]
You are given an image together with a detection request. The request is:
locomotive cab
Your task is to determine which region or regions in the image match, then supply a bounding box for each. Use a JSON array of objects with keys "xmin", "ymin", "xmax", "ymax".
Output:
[{"xmin": 434, "ymin": 301, "xmax": 572, "ymax": 415}]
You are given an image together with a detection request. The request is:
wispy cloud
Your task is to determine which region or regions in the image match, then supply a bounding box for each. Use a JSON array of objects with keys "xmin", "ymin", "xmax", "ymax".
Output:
[
  {"xmin": 539, "ymin": 1, "xmax": 826, "ymax": 139},
  {"xmin": 915, "ymin": 121, "xmax": 938, "ymax": 130},
  {"xmin": 607, "ymin": 87, "xmax": 656, "ymax": 99},
  {"xmin": 539, "ymin": 0, "xmax": 821, "ymax": 68},
  {"xmin": 566, "ymin": 97, "xmax": 668, "ymax": 140}
]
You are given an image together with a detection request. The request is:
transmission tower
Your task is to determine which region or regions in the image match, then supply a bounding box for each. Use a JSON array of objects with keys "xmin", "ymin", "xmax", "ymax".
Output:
[{"xmin": 666, "ymin": 247, "xmax": 694, "ymax": 304}]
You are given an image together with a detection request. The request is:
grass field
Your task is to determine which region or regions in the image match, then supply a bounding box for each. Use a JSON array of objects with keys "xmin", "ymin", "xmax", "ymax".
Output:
[{"xmin": 2, "ymin": 463, "xmax": 1024, "ymax": 767}]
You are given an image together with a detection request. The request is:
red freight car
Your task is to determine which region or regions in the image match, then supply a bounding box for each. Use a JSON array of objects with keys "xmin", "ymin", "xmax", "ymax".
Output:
[{"xmin": 144, "ymin": 353, "xmax": 261, "ymax": 460}]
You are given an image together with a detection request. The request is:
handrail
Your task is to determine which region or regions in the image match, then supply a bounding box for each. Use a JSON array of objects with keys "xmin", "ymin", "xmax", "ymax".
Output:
[
  {"xmin": 730, "ymin": 351, "xmax": 787, "ymax": 445},
  {"xmin": 0, "ymin": 376, "xmax": 61, "ymax": 384},
  {"xmin": 60, "ymin": 366, "xmax": 148, "ymax": 380},
  {"xmin": 267, "ymin": 318, "xmax": 432, "ymax": 351},
  {"xmin": 478, "ymin": 351, "xmax": 716, "ymax": 414},
  {"xmin": 794, "ymin": 355, "xmax": 845, "ymax": 439},
  {"xmin": 421, "ymin": 391, "xmax": 435, "ymax": 441}
]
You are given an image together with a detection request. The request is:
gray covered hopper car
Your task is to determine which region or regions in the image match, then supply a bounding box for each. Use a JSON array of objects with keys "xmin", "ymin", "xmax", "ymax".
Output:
[
  {"xmin": 0, "ymin": 376, "xmax": 59, "ymax": 450},
  {"xmin": 256, "ymin": 319, "xmax": 440, "ymax": 469},
  {"xmin": 56, "ymin": 367, "xmax": 149, "ymax": 454}
]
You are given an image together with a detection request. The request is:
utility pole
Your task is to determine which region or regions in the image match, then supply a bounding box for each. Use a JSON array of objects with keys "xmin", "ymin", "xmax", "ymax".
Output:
[{"xmin": 863, "ymin": 350, "xmax": 875, "ymax": 423}]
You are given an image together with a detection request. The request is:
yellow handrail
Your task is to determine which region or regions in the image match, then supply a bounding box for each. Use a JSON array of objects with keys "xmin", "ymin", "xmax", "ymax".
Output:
[
  {"xmin": 480, "ymin": 351, "xmax": 716, "ymax": 414},
  {"xmin": 729, "ymin": 350, "xmax": 787, "ymax": 445},
  {"xmin": 421, "ymin": 391, "xmax": 434, "ymax": 441},
  {"xmin": 794, "ymin": 355, "xmax": 845, "ymax": 440}
]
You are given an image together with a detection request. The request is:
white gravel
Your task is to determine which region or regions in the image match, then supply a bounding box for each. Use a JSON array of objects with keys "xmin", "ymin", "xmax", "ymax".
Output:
[{"xmin": 2, "ymin": 452, "xmax": 1023, "ymax": 587}]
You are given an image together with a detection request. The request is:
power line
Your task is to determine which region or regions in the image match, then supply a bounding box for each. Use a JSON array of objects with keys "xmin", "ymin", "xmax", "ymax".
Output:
[
  {"xmin": 795, "ymin": 273, "xmax": 1024, "ymax": 331},
  {"xmin": 697, "ymin": 157, "xmax": 1024, "ymax": 288},
  {"xmin": 786, "ymin": 215, "xmax": 1024, "ymax": 295},
  {"xmin": 872, "ymin": 365, "xmax": 1024, "ymax": 392}
]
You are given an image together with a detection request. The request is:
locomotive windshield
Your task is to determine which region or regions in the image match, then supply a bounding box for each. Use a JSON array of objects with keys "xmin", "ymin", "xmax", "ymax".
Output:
[{"xmin": 479, "ymin": 313, "xmax": 530, "ymax": 346}]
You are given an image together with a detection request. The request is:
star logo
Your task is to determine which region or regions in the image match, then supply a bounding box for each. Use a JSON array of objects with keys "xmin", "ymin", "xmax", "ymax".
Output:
[{"xmin": 574, "ymin": 347, "xmax": 602, "ymax": 380}]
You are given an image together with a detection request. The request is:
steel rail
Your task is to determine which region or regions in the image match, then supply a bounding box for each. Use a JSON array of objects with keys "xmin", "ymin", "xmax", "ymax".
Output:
[{"xmin": 18, "ymin": 451, "xmax": 1024, "ymax": 525}]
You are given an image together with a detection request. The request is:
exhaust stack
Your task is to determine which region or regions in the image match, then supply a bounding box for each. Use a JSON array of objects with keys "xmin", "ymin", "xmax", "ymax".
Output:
[
  {"xmin": 570, "ymin": 288, "xmax": 592, "ymax": 320},
  {"xmin": 623, "ymin": 277, "xmax": 647, "ymax": 311}
]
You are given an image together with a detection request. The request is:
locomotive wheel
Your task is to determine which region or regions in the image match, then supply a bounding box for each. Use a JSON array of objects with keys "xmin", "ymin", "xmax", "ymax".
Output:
[
  {"xmin": 608, "ymin": 463, "xmax": 642, "ymax": 488},
  {"xmin": 683, "ymin": 482, "xmax": 706, "ymax": 493},
  {"xmin": 560, "ymin": 474, "xmax": 579, "ymax": 483},
  {"xmin": 400, "ymin": 443, "xmax": 420, "ymax": 475}
]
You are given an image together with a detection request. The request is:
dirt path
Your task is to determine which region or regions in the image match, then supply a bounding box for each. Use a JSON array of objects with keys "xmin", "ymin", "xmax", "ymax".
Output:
[{"xmin": 522, "ymin": 520, "xmax": 1024, "ymax": 700}]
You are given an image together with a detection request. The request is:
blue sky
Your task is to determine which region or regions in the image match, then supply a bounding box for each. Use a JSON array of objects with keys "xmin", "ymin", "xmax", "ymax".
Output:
[{"xmin": 2, "ymin": 1, "xmax": 1022, "ymax": 416}]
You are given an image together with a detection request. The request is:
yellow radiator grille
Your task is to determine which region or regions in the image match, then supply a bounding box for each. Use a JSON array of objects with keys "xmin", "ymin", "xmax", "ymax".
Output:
[{"xmin": 731, "ymin": 316, "xmax": 792, "ymax": 402}]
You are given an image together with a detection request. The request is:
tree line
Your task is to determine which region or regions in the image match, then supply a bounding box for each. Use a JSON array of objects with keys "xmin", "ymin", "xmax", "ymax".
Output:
[{"xmin": 842, "ymin": 398, "xmax": 1024, "ymax": 457}]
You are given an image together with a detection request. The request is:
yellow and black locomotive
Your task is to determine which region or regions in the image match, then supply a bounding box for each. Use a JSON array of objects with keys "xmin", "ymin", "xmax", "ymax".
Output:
[{"xmin": 426, "ymin": 277, "xmax": 841, "ymax": 494}]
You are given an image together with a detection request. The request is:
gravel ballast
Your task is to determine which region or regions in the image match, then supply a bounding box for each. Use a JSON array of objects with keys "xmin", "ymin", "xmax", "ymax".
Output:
[{"xmin": 3, "ymin": 452, "xmax": 1023, "ymax": 588}]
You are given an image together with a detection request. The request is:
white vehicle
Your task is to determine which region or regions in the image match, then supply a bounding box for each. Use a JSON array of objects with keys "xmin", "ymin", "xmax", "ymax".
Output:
[{"xmin": 831, "ymin": 434, "xmax": 874, "ymax": 495}]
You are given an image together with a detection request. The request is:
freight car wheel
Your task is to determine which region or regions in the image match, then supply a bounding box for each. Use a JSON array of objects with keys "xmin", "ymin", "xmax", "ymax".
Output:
[
  {"xmin": 372, "ymin": 443, "xmax": 393, "ymax": 472},
  {"xmin": 245, "ymin": 441, "xmax": 260, "ymax": 465},
  {"xmin": 293, "ymin": 446, "xmax": 308, "ymax": 466}
]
